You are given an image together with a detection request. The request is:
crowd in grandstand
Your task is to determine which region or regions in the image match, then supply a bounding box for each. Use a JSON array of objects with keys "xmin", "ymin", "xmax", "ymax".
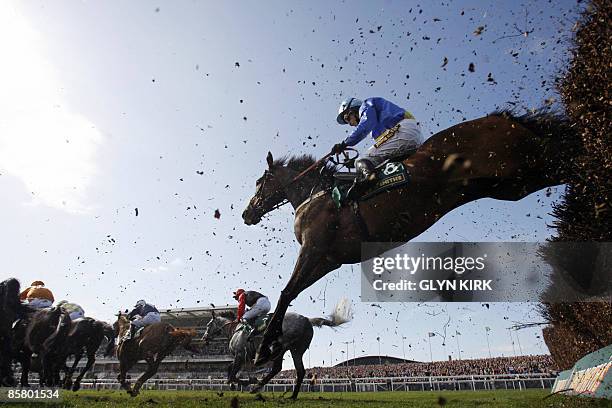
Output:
[{"xmin": 277, "ymin": 355, "xmax": 556, "ymax": 379}]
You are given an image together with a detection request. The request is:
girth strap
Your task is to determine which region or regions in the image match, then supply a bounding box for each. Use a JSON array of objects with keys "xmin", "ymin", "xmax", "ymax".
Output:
[{"xmin": 351, "ymin": 201, "xmax": 371, "ymax": 241}]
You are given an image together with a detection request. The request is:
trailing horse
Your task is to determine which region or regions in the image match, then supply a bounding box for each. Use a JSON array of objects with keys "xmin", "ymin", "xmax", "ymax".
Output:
[
  {"xmin": 201, "ymin": 298, "xmax": 351, "ymax": 399},
  {"xmin": 242, "ymin": 111, "xmax": 579, "ymax": 364},
  {"xmin": 113, "ymin": 313, "xmax": 198, "ymax": 397},
  {"xmin": 58, "ymin": 317, "xmax": 115, "ymax": 391},
  {"xmin": 12, "ymin": 306, "xmax": 71, "ymax": 387},
  {"xmin": 0, "ymin": 278, "xmax": 30, "ymax": 386}
]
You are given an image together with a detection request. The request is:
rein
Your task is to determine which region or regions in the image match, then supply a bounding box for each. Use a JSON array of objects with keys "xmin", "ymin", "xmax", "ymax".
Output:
[{"xmin": 254, "ymin": 148, "xmax": 357, "ymax": 214}]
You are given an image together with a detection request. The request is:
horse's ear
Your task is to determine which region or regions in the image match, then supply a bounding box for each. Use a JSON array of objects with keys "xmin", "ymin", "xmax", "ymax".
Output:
[{"xmin": 266, "ymin": 152, "xmax": 274, "ymax": 169}]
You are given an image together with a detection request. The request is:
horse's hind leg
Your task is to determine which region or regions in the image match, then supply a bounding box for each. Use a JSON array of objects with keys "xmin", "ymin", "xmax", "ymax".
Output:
[
  {"xmin": 131, "ymin": 357, "xmax": 161, "ymax": 397},
  {"xmin": 250, "ymin": 357, "xmax": 283, "ymax": 394},
  {"xmin": 289, "ymin": 349, "xmax": 306, "ymax": 399}
]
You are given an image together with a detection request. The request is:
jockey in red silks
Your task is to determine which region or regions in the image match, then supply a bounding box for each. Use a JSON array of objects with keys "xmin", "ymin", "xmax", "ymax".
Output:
[{"xmin": 233, "ymin": 288, "xmax": 271, "ymax": 339}]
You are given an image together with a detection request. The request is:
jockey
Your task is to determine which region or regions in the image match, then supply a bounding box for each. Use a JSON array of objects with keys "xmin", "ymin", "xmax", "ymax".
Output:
[
  {"xmin": 123, "ymin": 299, "xmax": 161, "ymax": 341},
  {"xmin": 233, "ymin": 288, "xmax": 271, "ymax": 338},
  {"xmin": 19, "ymin": 281, "xmax": 54, "ymax": 309},
  {"xmin": 56, "ymin": 300, "xmax": 85, "ymax": 320},
  {"xmin": 332, "ymin": 97, "xmax": 424, "ymax": 198}
]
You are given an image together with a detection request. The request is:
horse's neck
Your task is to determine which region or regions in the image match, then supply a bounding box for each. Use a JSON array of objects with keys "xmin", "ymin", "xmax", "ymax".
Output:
[
  {"xmin": 218, "ymin": 318, "xmax": 236, "ymax": 338},
  {"xmin": 285, "ymin": 175, "xmax": 331, "ymax": 210}
]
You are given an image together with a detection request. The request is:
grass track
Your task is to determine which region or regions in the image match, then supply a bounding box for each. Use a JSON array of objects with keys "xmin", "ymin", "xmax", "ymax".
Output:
[{"xmin": 4, "ymin": 389, "xmax": 611, "ymax": 407}]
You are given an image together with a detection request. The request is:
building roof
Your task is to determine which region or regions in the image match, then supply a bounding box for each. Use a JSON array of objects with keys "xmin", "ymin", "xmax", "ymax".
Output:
[
  {"xmin": 334, "ymin": 355, "xmax": 419, "ymax": 367},
  {"xmin": 159, "ymin": 305, "xmax": 237, "ymax": 322}
]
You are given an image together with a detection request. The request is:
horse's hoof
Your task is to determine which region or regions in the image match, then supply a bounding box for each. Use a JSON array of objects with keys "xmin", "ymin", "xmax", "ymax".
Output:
[{"xmin": 71, "ymin": 383, "xmax": 81, "ymax": 392}]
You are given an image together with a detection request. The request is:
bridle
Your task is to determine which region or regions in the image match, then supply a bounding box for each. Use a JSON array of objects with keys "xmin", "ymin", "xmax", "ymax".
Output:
[
  {"xmin": 203, "ymin": 318, "xmax": 238, "ymax": 342},
  {"xmin": 250, "ymin": 148, "xmax": 358, "ymax": 216}
]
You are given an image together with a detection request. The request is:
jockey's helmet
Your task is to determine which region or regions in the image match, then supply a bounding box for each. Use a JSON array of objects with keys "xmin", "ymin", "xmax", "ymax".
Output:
[
  {"xmin": 233, "ymin": 288, "xmax": 245, "ymax": 299},
  {"xmin": 31, "ymin": 280, "xmax": 45, "ymax": 286},
  {"xmin": 57, "ymin": 300, "xmax": 68, "ymax": 306},
  {"xmin": 135, "ymin": 299, "xmax": 146, "ymax": 307},
  {"xmin": 336, "ymin": 97, "xmax": 362, "ymax": 124}
]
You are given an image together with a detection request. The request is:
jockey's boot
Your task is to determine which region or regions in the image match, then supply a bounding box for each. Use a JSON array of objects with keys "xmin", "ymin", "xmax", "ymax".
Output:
[{"xmin": 346, "ymin": 159, "xmax": 376, "ymax": 200}]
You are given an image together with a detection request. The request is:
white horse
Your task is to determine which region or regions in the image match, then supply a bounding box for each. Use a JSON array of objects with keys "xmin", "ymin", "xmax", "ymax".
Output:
[{"xmin": 202, "ymin": 298, "xmax": 352, "ymax": 399}]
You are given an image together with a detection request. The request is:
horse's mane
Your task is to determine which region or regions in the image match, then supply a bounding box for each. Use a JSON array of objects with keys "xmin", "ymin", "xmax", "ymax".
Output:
[
  {"xmin": 273, "ymin": 154, "xmax": 312, "ymax": 170},
  {"xmin": 273, "ymin": 154, "xmax": 335, "ymax": 177},
  {"xmin": 216, "ymin": 310, "xmax": 236, "ymax": 320}
]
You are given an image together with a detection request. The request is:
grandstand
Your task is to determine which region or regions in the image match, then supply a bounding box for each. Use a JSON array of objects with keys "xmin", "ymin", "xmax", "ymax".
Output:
[
  {"xmin": 335, "ymin": 356, "xmax": 417, "ymax": 366},
  {"xmin": 90, "ymin": 305, "xmax": 240, "ymax": 379}
]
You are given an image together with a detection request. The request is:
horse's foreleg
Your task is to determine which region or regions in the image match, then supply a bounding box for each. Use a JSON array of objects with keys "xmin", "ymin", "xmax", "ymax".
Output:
[
  {"xmin": 257, "ymin": 251, "xmax": 338, "ymax": 363},
  {"xmin": 227, "ymin": 356, "xmax": 242, "ymax": 384},
  {"xmin": 258, "ymin": 248, "xmax": 320, "ymax": 351},
  {"xmin": 72, "ymin": 352, "xmax": 95, "ymax": 392},
  {"xmin": 250, "ymin": 357, "xmax": 283, "ymax": 394},
  {"xmin": 64, "ymin": 352, "xmax": 81, "ymax": 389},
  {"xmin": 117, "ymin": 356, "xmax": 133, "ymax": 394},
  {"xmin": 19, "ymin": 352, "xmax": 31, "ymax": 387},
  {"xmin": 131, "ymin": 357, "xmax": 161, "ymax": 397}
]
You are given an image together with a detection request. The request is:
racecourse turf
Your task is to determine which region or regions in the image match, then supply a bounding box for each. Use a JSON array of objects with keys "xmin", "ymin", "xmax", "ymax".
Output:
[{"xmin": 3, "ymin": 389, "xmax": 611, "ymax": 407}]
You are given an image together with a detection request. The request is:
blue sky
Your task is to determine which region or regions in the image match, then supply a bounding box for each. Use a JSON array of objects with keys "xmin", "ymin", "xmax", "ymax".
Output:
[{"xmin": 0, "ymin": 1, "xmax": 579, "ymax": 369}]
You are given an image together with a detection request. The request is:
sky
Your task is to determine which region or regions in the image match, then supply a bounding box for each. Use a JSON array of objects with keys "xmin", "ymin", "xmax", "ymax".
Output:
[{"xmin": 0, "ymin": 1, "xmax": 581, "ymax": 370}]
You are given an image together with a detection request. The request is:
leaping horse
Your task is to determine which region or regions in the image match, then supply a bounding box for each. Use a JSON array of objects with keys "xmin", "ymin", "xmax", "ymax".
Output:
[{"xmin": 242, "ymin": 111, "xmax": 577, "ymax": 364}]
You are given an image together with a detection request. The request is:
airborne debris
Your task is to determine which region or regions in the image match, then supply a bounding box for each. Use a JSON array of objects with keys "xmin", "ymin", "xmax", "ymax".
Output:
[{"xmin": 214, "ymin": 209, "xmax": 221, "ymax": 219}]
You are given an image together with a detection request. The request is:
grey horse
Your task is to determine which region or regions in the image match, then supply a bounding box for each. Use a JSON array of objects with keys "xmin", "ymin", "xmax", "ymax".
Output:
[{"xmin": 201, "ymin": 299, "xmax": 351, "ymax": 399}]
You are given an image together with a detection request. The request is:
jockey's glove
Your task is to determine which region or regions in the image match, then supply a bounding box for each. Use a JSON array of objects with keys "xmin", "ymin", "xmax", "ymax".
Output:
[{"xmin": 331, "ymin": 141, "xmax": 347, "ymax": 155}]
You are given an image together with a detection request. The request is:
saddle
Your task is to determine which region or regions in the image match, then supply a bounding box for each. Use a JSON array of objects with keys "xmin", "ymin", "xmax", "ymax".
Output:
[
  {"xmin": 238, "ymin": 314, "xmax": 271, "ymax": 335},
  {"xmin": 331, "ymin": 159, "xmax": 412, "ymax": 207}
]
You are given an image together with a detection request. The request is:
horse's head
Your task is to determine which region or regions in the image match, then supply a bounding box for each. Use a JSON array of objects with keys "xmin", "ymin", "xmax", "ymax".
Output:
[
  {"xmin": 113, "ymin": 311, "xmax": 130, "ymax": 339},
  {"xmin": 201, "ymin": 311, "xmax": 232, "ymax": 345},
  {"xmin": 243, "ymin": 152, "xmax": 291, "ymax": 225}
]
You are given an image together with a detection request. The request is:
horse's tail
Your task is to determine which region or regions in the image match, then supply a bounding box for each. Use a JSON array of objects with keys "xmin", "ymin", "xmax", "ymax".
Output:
[
  {"xmin": 168, "ymin": 327, "xmax": 199, "ymax": 353},
  {"xmin": 309, "ymin": 297, "xmax": 353, "ymax": 328},
  {"xmin": 42, "ymin": 310, "xmax": 71, "ymax": 352},
  {"xmin": 169, "ymin": 327, "xmax": 197, "ymax": 338}
]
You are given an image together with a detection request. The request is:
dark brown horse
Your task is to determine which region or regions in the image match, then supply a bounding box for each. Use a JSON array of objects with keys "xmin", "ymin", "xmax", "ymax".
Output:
[
  {"xmin": 0, "ymin": 278, "xmax": 30, "ymax": 386},
  {"xmin": 242, "ymin": 111, "xmax": 577, "ymax": 364},
  {"xmin": 59, "ymin": 317, "xmax": 115, "ymax": 391},
  {"xmin": 113, "ymin": 313, "xmax": 198, "ymax": 397},
  {"xmin": 12, "ymin": 307, "xmax": 71, "ymax": 386}
]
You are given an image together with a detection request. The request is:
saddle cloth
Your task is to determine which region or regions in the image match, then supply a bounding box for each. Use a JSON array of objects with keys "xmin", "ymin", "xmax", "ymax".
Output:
[
  {"xmin": 238, "ymin": 314, "xmax": 272, "ymax": 334},
  {"xmin": 332, "ymin": 161, "xmax": 411, "ymax": 207}
]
